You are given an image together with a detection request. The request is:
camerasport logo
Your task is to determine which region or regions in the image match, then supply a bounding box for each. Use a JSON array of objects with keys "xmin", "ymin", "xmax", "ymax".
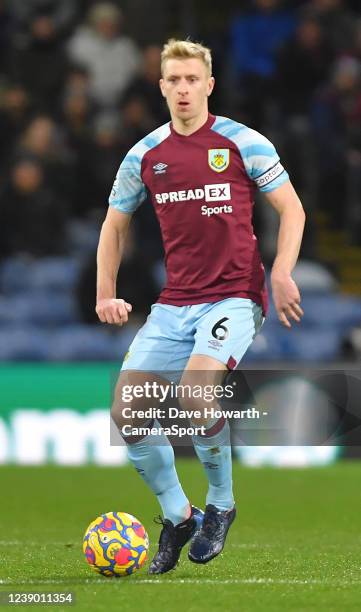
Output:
[{"xmin": 155, "ymin": 183, "xmax": 231, "ymax": 204}]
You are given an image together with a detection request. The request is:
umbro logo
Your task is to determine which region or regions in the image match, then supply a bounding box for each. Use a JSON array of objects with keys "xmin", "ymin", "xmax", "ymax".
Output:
[{"xmin": 153, "ymin": 162, "xmax": 168, "ymax": 174}]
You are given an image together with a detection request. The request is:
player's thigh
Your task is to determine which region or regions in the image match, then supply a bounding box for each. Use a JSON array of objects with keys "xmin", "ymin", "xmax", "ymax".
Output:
[
  {"xmin": 179, "ymin": 354, "xmax": 228, "ymax": 423},
  {"xmin": 113, "ymin": 304, "xmax": 194, "ymax": 427},
  {"xmin": 181, "ymin": 354, "xmax": 227, "ymax": 394},
  {"xmin": 120, "ymin": 304, "xmax": 193, "ymax": 375},
  {"xmin": 111, "ymin": 369, "xmax": 169, "ymax": 429},
  {"xmin": 192, "ymin": 297, "xmax": 263, "ymax": 369},
  {"xmin": 178, "ymin": 299, "xmax": 263, "ymax": 423}
]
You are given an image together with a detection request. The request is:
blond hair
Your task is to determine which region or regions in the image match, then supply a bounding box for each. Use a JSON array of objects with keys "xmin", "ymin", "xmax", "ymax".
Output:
[{"xmin": 161, "ymin": 39, "xmax": 212, "ymax": 76}]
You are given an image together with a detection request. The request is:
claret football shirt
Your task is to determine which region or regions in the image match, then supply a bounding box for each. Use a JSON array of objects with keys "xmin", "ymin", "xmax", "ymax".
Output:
[{"xmin": 109, "ymin": 114, "xmax": 289, "ymax": 314}]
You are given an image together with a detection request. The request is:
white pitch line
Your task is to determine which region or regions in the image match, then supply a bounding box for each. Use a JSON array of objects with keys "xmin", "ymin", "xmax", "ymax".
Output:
[
  {"xmin": 1, "ymin": 578, "xmax": 361, "ymax": 586},
  {"xmin": 0, "ymin": 542, "xmax": 273, "ymax": 549},
  {"xmin": 0, "ymin": 542, "xmax": 351, "ymax": 550},
  {"xmin": 230, "ymin": 543, "xmax": 274, "ymax": 549},
  {"xmin": 0, "ymin": 541, "xmax": 78, "ymax": 547}
]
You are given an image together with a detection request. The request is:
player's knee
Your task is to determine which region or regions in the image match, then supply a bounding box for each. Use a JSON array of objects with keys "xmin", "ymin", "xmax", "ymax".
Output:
[
  {"xmin": 111, "ymin": 388, "xmax": 138, "ymax": 429},
  {"xmin": 177, "ymin": 394, "xmax": 214, "ymax": 427},
  {"xmin": 110, "ymin": 399, "xmax": 129, "ymax": 430},
  {"xmin": 111, "ymin": 387, "xmax": 160, "ymax": 430},
  {"xmin": 177, "ymin": 393, "xmax": 199, "ymax": 414},
  {"xmin": 179, "ymin": 369, "xmax": 226, "ymax": 426}
]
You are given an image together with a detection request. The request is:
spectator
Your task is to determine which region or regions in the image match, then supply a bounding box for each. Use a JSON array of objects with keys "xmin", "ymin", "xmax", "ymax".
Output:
[
  {"xmin": 276, "ymin": 14, "xmax": 333, "ymax": 117},
  {"xmin": 67, "ymin": 2, "xmax": 141, "ymax": 108},
  {"xmin": 0, "ymin": 157, "xmax": 68, "ymax": 257},
  {"xmin": 118, "ymin": 96, "xmax": 158, "ymax": 155},
  {"xmin": 62, "ymin": 65, "xmax": 94, "ymax": 151},
  {"xmin": 15, "ymin": 114, "xmax": 75, "ymax": 205},
  {"xmin": 304, "ymin": 0, "xmax": 356, "ymax": 54},
  {"xmin": 274, "ymin": 14, "xmax": 334, "ymax": 196},
  {"xmin": 0, "ymin": 0, "xmax": 12, "ymax": 72},
  {"xmin": 8, "ymin": 0, "xmax": 77, "ymax": 39},
  {"xmin": 72, "ymin": 111, "xmax": 123, "ymax": 216},
  {"xmin": 63, "ymin": 63, "xmax": 91, "ymax": 99},
  {"xmin": 228, "ymin": 0, "xmax": 296, "ymax": 126},
  {"xmin": 6, "ymin": 13, "xmax": 70, "ymax": 112},
  {"xmin": 348, "ymin": 18, "xmax": 361, "ymax": 62},
  {"xmin": 311, "ymin": 57, "xmax": 361, "ymax": 231},
  {"xmin": 0, "ymin": 82, "xmax": 31, "ymax": 169},
  {"xmin": 121, "ymin": 45, "xmax": 169, "ymax": 126}
]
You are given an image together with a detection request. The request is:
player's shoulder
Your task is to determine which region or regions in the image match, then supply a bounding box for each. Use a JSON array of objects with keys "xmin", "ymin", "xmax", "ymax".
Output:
[
  {"xmin": 212, "ymin": 115, "xmax": 275, "ymax": 152},
  {"xmin": 212, "ymin": 115, "xmax": 287, "ymax": 185},
  {"xmin": 125, "ymin": 122, "xmax": 171, "ymax": 164}
]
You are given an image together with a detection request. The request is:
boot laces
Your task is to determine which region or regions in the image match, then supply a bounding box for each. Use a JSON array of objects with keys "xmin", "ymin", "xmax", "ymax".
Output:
[
  {"xmin": 202, "ymin": 508, "xmax": 222, "ymax": 536},
  {"xmin": 154, "ymin": 516, "xmax": 176, "ymax": 552}
]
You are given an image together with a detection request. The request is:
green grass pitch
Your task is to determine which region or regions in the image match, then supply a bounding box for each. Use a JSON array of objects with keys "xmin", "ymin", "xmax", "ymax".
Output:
[{"xmin": 0, "ymin": 461, "xmax": 361, "ymax": 611}]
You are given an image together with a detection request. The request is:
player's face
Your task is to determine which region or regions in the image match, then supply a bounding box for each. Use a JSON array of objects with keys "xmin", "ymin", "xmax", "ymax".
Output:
[{"xmin": 160, "ymin": 58, "xmax": 214, "ymax": 122}]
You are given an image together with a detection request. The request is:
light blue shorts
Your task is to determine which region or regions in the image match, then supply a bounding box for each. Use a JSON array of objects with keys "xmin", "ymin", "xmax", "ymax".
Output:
[{"xmin": 121, "ymin": 298, "xmax": 263, "ymax": 374}]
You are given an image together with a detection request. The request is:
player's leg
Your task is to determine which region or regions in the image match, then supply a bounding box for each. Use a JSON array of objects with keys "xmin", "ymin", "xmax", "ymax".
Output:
[
  {"xmin": 111, "ymin": 304, "xmax": 203, "ymax": 573},
  {"xmin": 182, "ymin": 298, "xmax": 263, "ymax": 563},
  {"xmin": 179, "ymin": 355, "xmax": 236, "ymax": 564},
  {"xmin": 112, "ymin": 369, "xmax": 190, "ymax": 526},
  {"xmin": 180, "ymin": 358, "xmax": 234, "ymax": 511},
  {"xmin": 112, "ymin": 369, "xmax": 203, "ymax": 574}
]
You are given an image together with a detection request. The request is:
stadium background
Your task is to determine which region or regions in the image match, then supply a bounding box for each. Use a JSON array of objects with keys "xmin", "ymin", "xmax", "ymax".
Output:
[
  {"xmin": 0, "ymin": 0, "xmax": 360, "ymax": 464},
  {"xmin": 0, "ymin": 2, "xmax": 361, "ymax": 609}
]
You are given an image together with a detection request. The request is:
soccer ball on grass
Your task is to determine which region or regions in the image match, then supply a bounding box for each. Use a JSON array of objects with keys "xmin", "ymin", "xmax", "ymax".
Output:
[{"xmin": 83, "ymin": 511, "xmax": 149, "ymax": 577}]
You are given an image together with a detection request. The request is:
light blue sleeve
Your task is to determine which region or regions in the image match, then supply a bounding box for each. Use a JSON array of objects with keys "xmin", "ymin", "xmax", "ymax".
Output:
[
  {"xmin": 238, "ymin": 129, "xmax": 289, "ymax": 193},
  {"xmin": 212, "ymin": 117, "xmax": 289, "ymax": 193},
  {"xmin": 109, "ymin": 147, "xmax": 147, "ymax": 214}
]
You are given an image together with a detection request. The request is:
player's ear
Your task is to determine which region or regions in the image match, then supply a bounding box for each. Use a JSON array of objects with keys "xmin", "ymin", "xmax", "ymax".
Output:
[
  {"xmin": 159, "ymin": 78, "xmax": 166, "ymax": 98},
  {"xmin": 207, "ymin": 76, "xmax": 215, "ymax": 97}
]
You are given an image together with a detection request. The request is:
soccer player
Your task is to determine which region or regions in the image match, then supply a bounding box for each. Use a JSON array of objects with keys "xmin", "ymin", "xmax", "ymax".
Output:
[{"xmin": 96, "ymin": 39, "xmax": 305, "ymax": 574}]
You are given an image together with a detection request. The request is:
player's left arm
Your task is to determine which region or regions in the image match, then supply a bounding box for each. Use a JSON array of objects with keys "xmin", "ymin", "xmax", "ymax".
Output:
[{"xmin": 263, "ymin": 180, "xmax": 306, "ymax": 328}]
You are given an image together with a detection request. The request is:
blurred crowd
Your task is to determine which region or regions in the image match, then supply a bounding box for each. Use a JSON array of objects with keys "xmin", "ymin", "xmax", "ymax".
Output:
[
  {"xmin": 0, "ymin": 0, "xmax": 360, "ymax": 327},
  {"xmin": 225, "ymin": 0, "xmax": 361, "ymax": 249}
]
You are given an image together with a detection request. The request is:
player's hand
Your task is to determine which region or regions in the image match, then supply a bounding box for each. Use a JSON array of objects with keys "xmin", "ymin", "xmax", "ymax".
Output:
[
  {"xmin": 271, "ymin": 270, "xmax": 303, "ymax": 328},
  {"xmin": 96, "ymin": 298, "xmax": 132, "ymax": 325}
]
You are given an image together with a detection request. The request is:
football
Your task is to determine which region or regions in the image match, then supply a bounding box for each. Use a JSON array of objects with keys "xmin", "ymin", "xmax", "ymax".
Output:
[{"xmin": 83, "ymin": 511, "xmax": 149, "ymax": 577}]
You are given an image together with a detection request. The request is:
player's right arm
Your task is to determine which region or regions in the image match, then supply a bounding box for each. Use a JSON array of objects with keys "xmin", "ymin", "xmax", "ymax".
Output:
[
  {"xmin": 96, "ymin": 207, "xmax": 133, "ymax": 325},
  {"xmin": 96, "ymin": 142, "xmax": 147, "ymax": 325}
]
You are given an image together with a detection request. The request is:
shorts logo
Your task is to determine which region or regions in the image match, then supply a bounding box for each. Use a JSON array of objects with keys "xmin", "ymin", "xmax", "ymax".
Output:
[
  {"xmin": 208, "ymin": 339, "xmax": 222, "ymax": 351},
  {"xmin": 208, "ymin": 149, "xmax": 230, "ymax": 173}
]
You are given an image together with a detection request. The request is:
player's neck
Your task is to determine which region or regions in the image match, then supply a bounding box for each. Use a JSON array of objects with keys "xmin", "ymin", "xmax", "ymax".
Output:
[{"xmin": 171, "ymin": 109, "xmax": 209, "ymax": 136}]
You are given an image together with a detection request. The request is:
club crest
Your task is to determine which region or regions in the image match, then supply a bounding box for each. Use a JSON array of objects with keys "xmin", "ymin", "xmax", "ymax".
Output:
[{"xmin": 208, "ymin": 149, "xmax": 230, "ymax": 173}]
